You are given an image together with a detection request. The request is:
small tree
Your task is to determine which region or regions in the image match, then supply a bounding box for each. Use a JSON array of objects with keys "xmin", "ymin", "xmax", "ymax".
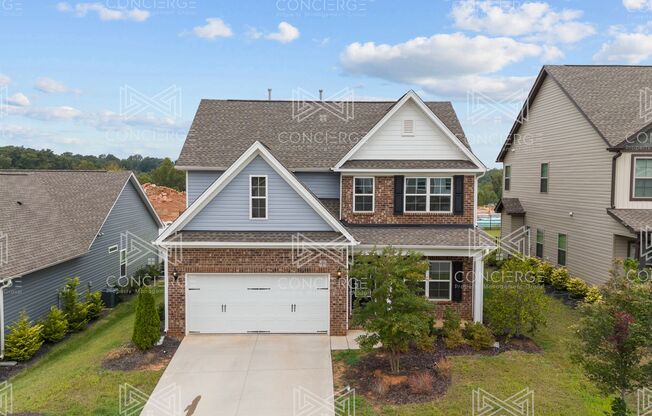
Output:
[
  {"xmin": 5, "ymin": 312, "xmax": 44, "ymax": 361},
  {"xmin": 60, "ymin": 278, "xmax": 89, "ymax": 332},
  {"xmin": 132, "ymin": 286, "xmax": 161, "ymax": 350},
  {"xmin": 85, "ymin": 290, "xmax": 104, "ymax": 320},
  {"xmin": 351, "ymin": 246, "xmax": 433, "ymax": 373},
  {"xmin": 571, "ymin": 261, "xmax": 652, "ymax": 414},
  {"xmin": 41, "ymin": 306, "xmax": 69, "ymax": 343},
  {"xmin": 485, "ymin": 257, "xmax": 549, "ymax": 338}
]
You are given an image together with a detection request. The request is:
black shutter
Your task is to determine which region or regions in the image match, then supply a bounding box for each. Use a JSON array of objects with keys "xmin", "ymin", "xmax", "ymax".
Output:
[
  {"xmin": 394, "ymin": 175, "xmax": 404, "ymax": 215},
  {"xmin": 451, "ymin": 261, "xmax": 464, "ymax": 302},
  {"xmin": 453, "ymin": 175, "xmax": 464, "ymax": 215}
]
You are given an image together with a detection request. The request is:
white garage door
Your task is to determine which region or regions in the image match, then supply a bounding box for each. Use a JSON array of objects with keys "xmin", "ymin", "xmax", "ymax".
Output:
[{"xmin": 186, "ymin": 273, "xmax": 330, "ymax": 334}]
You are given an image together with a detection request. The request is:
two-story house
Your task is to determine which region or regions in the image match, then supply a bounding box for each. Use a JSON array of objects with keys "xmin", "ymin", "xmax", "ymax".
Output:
[
  {"xmin": 497, "ymin": 65, "xmax": 652, "ymax": 285},
  {"xmin": 156, "ymin": 91, "xmax": 488, "ymax": 337}
]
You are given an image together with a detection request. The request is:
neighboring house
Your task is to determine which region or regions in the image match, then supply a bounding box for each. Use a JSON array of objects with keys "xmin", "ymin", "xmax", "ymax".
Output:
[
  {"xmin": 0, "ymin": 170, "xmax": 163, "ymax": 354},
  {"xmin": 143, "ymin": 183, "xmax": 186, "ymax": 223},
  {"xmin": 156, "ymin": 91, "xmax": 489, "ymax": 338},
  {"xmin": 497, "ymin": 65, "xmax": 652, "ymax": 285}
]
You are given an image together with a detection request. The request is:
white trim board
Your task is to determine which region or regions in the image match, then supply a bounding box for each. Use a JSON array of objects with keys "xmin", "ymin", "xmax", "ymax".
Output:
[{"xmin": 156, "ymin": 141, "xmax": 358, "ymax": 245}]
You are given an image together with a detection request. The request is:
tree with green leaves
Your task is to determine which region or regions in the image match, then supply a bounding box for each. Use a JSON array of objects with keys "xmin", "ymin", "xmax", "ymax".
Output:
[
  {"xmin": 60, "ymin": 277, "xmax": 89, "ymax": 332},
  {"xmin": 351, "ymin": 246, "xmax": 434, "ymax": 373},
  {"xmin": 132, "ymin": 286, "xmax": 161, "ymax": 350},
  {"xmin": 146, "ymin": 158, "xmax": 185, "ymax": 191},
  {"xmin": 570, "ymin": 261, "xmax": 652, "ymax": 415},
  {"xmin": 5, "ymin": 311, "xmax": 44, "ymax": 361}
]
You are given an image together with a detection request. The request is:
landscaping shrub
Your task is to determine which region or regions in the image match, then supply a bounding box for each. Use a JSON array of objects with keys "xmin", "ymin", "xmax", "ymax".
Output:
[
  {"xmin": 549, "ymin": 267, "xmax": 571, "ymax": 290},
  {"xmin": 85, "ymin": 290, "xmax": 104, "ymax": 320},
  {"xmin": 537, "ymin": 261, "xmax": 556, "ymax": 285},
  {"xmin": 41, "ymin": 307, "xmax": 68, "ymax": 343},
  {"xmin": 566, "ymin": 277, "xmax": 590, "ymax": 299},
  {"xmin": 61, "ymin": 278, "xmax": 89, "ymax": 332},
  {"xmin": 157, "ymin": 302, "xmax": 165, "ymax": 322},
  {"xmin": 407, "ymin": 372, "xmax": 434, "ymax": 394},
  {"xmin": 463, "ymin": 322, "xmax": 496, "ymax": 350},
  {"xmin": 5, "ymin": 312, "xmax": 44, "ymax": 361},
  {"xmin": 132, "ymin": 286, "xmax": 160, "ymax": 350},
  {"xmin": 435, "ymin": 357, "xmax": 452, "ymax": 379},
  {"xmin": 584, "ymin": 286, "xmax": 602, "ymax": 304},
  {"xmin": 442, "ymin": 307, "xmax": 465, "ymax": 349}
]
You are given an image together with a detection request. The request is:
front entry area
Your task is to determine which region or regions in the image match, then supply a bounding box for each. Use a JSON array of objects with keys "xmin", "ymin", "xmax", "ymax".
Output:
[{"xmin": 186, "ymin": 273, "xmax": 330, "ymax": 334}]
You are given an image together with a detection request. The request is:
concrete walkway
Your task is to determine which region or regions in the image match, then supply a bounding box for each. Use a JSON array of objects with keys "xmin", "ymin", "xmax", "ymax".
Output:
[{"xmin": 141, "ymin": 335, "xmax": 334, "ymax": 416}]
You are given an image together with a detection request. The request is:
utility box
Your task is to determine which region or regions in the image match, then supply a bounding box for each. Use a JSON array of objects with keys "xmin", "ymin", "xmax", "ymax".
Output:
[{"xmin": 101, "ymin": 287, "xmax": 120, "ymax": 308}]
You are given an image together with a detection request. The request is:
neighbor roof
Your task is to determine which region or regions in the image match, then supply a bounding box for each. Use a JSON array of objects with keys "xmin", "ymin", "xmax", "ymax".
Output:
[
  {"xmin": 607, "ymin": 208, "xmax": 652, "ymax": 234},
  {"xmin": 495, "ymin": 198, "xmax": 526, "ymax": 216},
  {"xmin": 498, "ymin": 65, "xmax": 652, "ymax": 161},
  {"xmin": 0, "ymin": 170, "xmax": 161, "ymax": 280},
  {"xmin": 177, "ymin": 99, "xmax": 471, "ymax": 170}
]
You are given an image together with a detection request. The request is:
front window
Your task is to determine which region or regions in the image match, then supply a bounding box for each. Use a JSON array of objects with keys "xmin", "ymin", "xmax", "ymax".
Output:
[
  {"xmin": 558, "ymin": 234, "xmax": 567, "ymax": 266},
  {"xmin": 633, "ymin": 157, "xmax": 652, "ymax": 198},
  {"xmin": 540, "ymin": 163, "xmax": 549, "ymax": 193},
  {"xmin": 250, "ymin": 176, "xmax": 267, "ymax": 219},
  {"xmin": 536, "ymin": 229, "xmax": 544, "ymax": 258},
  {"xmin": 353, "ymin": 177, "xmax": 374, "ymax": 212},
  {"xmin": 504, "ymin": 165, "xmax": 511, "ymax": 191},
  {"xmin": 420, "ymin": 261, "xmax": 452, "ymax": 301},
  {"xmin": 405, "ymin": 177, "xmax": 452, "ymax": 213}
]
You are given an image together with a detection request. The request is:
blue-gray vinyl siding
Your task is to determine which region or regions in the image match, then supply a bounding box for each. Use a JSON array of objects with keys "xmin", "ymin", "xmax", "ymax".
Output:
[
  {"xmin": 187, "ymin": 171, "xmax": 222, "ymax": 206},
  {"xmin": 187, "ymin": 171, "xmax": 340, "ymax": 206},
  {"xmin": 3, "ymin": 181, "xmax": 160, "ymax": 329},
  {"xmin": 295, "ymin": 172, "xmax": 340, "ymax": 198},
  {"xmin": 183, "ymin": 156, "xmax": 333, "ymax": 231}
]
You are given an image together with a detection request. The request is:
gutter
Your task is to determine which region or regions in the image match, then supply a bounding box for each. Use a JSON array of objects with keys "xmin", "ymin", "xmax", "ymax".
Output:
[{"xmin": 610, "ymin": 151, "xmax": 622, "ymax": 208}]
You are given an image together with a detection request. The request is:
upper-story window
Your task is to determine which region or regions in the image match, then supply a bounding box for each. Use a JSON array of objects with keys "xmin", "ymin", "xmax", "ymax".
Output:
[
  {"xmin": 250, "ymin": 175, "xmax": 267, "ymax": 219},
  {"xmin": 404, "ymin": 177, "xmax": 452, "ymax": 213},
  {"xmin": 504, "ymin": 165, "xmax": 511, "ymax": 191},
  {"xmin": 633, "ymin": 157, "xmax": 652, "ymax": 199},
  {"xmin": 353, "ymin": 177, "xmax": 374, "ymax": 212},
  {"xmin": 402, "ymin": 119, "xmax": 414, "ymax": 136},
  {"xmin": 540, "ymin": 163, "xmax": 549, "ymax": 193}
]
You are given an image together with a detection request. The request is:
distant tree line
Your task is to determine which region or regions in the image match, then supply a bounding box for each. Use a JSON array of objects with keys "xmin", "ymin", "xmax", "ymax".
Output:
[
  {"xmin": 0, "ymin": 146, "xmax": 185, "ymax": 191},
  {"xmin": 478, "ymin": 168, "xmax": 503, "ymax": 206}
]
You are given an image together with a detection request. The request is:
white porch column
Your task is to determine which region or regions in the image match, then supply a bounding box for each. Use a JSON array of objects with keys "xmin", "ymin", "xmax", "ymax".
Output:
[{"xmin": 473, "ymin": 256, "xmax": 484, "ymax": 323}]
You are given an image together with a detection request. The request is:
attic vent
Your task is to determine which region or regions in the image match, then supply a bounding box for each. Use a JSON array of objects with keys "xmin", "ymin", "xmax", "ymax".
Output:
[{"xmin": 402, "ymin": 119, "xmax": 414, "ymax": 136}]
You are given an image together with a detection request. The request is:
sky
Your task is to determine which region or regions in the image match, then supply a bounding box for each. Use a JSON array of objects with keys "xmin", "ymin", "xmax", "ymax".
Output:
[{"xmin": 0, "ymin": 0, "xmax": 651, "ymax": 167}]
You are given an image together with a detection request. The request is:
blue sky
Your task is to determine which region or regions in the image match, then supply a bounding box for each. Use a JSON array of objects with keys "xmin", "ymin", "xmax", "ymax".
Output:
[{"xmin": 1, "ymin": 0, "xmax": 651, "ymax": 167}]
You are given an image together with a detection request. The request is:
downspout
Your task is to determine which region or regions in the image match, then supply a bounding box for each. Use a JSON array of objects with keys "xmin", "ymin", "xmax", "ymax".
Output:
[
  {"xmin": 610, "ymin": 151, "xmax": 622, "ymax": 208},
  {"xmin": 0, "ymin": 278, "xmax": 14, "ymax": 359}
]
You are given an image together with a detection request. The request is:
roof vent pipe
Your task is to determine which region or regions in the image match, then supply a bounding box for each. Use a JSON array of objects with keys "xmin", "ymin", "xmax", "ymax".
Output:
[
  {"xmin": 268, "ymin": 88, "xmax": 272, "ymax": 101},
  {"xmin": 319, "ymin": 89, "xmax": 323, "ymax": 101}
]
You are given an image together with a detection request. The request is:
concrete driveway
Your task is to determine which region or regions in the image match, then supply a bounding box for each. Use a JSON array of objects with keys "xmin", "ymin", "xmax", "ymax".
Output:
[{"xmin": 141, "ymin": 334, "xmax": 334, "ymax": 416}]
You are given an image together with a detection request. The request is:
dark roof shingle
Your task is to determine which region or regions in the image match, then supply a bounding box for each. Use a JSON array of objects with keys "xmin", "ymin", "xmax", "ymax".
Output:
[
  {"xmin": 607, "ymin": 208, "xmax": 652, "ymax": 233},
  {"xmin": 346, "ymin": 225, "xmax": 478, "ymax": 247},
  {"xmin": 164, "ymin": 231, "xmax": 344, "ymax": 243},
  {"xmin": 340, "ymin": 160, "xmax": 479, "ymax": 170},
  {"xmin": 496, "ymin": 198, "xmax": 526, "ymax": 215}
]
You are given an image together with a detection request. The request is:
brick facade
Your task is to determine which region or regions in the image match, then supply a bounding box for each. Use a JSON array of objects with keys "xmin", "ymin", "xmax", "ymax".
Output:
[
  {"xmin": 166, "ymin": 248, "xmax": 349, "ymax": 338},
  {"xmin": 341, "ymin": 175, "xmax": 475, "ymax": 225},
  {"xmin": 426, "ymin": 256, "xmax": 474, "ymax": 321}
]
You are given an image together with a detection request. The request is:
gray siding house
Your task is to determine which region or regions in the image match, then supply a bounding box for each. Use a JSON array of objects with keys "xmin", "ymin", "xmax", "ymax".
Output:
[
  {"xmin": 0, "ymin": 170, "xmax": 162, "ymax": 354},
  {"xmin": 497, "ymin": 65, "xmax": 652, "ymax": 285}
]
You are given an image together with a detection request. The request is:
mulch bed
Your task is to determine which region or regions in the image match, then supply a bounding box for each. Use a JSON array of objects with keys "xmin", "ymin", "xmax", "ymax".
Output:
[
  {"xmin": 102, "ymin": 337, "xmax": 180, "ymax": 371},
  {"xmin": 341, "ymin": 335, "xmax": 541, "ymax": 405}
]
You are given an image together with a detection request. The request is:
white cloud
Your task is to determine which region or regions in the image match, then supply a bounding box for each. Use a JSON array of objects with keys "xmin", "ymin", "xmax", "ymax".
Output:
[
  {"xmin": 5, "ymin": 93, "xmax": 30, "ymax": 107},
  {"xmin": 191, "ymin": 18, "xmax": 233, "ymax": 40},
  {"xmin": 56, "ymin": 2, "xmax": 149, "ymax": 22},
  {"xmin": 265, "ymin": 22, "xmax": 300, "ymax": 44},
  {"xmin": 593, "ymin": 29, "xmax": 652, "ymax": 64},
  {"xmin": 34, "ymin": 77, "xmax": 79, "ymax": 94},
  {"xmin": 19, "ymin": 106, "xmax": 84, "ymax": 121},
  {"xmin": 451, "ymin": 1, "xmax": 595, "ymax": 44},
  {"xmin": 623, "ymin": 0, "xmax": 652, "ymax": 11},
  {"xmin": 313, "ymin": 37, "xmax": 330, "ymax": 47},
  {"xmin": 0, "ymin": 74, "xmax": 10, "ymax": 87}
]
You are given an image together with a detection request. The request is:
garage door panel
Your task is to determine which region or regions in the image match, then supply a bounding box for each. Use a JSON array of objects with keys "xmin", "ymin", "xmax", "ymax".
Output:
[{"xmin": 186, "ymin": 274, "xmax": 329, "ymax": 334}]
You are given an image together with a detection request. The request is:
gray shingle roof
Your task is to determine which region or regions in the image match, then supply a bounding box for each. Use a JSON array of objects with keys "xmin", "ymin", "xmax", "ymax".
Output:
[
  {"xmin": 495, "ymin": 198, "xmax": 526, "ymax": 215},
  {"xmin": 163, "ymin": 231, "xmax": 344, "ymax": 243},
  {"xmin": 339, "ymin": 160, "xmax": 479, "ymax": 170},
  {"xmin": 177, "ymin": 99, "xmax": 470, "ymax": 170},
  {"xmin": 346, "ymin": 225, "xmax": 476, "ymax": 247},
  {"xmin": 607, "ymin": 208, "xmax": 652, "ymax": 233},
  {"xmin": 0, "ymin": 170, "xmax": 148, "ymax": 279}
]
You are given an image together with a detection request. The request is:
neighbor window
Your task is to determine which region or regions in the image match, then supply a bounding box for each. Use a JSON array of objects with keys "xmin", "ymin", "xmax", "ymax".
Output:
[
  {"xmin": 420, "ymin": 261, "xmax": 452, "ymax": 301},
  {"xmin": 557, "ymin": 234, "xmax": 567, "ymax": 266},
  {"xmin": 404, "ymin": 177, "xmax": 452, "ymax": 213},
  {"xmin": 120, "ymin": 249, "xmax": 127, "ymax": 278},
  {"xmin": 504, "ymin": 165, "xmax": 511, "ymax": 191},
  {"xmin": 250, "ymin": 176, "xmax": 267, "ymax": 219},
  {"xmin": 353, "ymin": 177, "xmax": 374, "ymax": 212},
  {"xmin": 540, "ymin": 163, "xmax": 549, "ymax": 193},
  {"xmin": 536, "ymin": 229, "xmax": 544, "ymax": 258},
  {"xmin": 633, "ymin": 157, "xmax": 652, "ymax": 198}
]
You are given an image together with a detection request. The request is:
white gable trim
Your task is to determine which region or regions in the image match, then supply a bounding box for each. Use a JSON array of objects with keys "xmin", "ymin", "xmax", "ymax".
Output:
[
  {"xmin": 333, "ymin": 91, "xmax": 486, "ymax": 170},
  {"xmin": 156, "ymin": 142, "xmax": 358, "ymax": 245}
]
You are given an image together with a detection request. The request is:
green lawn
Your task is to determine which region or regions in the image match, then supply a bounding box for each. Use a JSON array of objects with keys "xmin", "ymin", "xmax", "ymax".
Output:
[
  {"xmin": 482, "ymin": 228, "xmax": 501, "ymax": 239},
  {"xmin": 9, "ymin": 289, "xmax": 165, "ymax": 416},
  {"xmin": 334, "ymin": 296, "xmax": 611, "ymax": 415}
]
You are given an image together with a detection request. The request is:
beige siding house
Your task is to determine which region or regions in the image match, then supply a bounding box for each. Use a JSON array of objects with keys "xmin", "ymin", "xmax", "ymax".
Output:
[{"xmin": 497, "ymin": 65, "xmax": 652, "ymax": 285}]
